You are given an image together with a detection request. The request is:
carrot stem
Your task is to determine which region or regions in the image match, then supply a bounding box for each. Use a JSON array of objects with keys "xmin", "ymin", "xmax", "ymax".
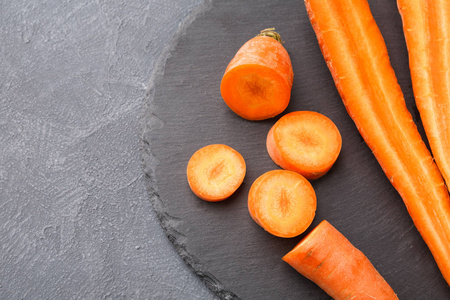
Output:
[
  {"xmin": 305, "ymin": 0, "xmax": 450, "ymax": 285},
  {"xmin": 256, "ymin": 28, "xmax": 283, "ymax": 43}
]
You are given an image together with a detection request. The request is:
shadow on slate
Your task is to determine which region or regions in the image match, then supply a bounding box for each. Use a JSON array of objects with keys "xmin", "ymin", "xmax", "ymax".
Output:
[{"xmin": 141, "ymin": 0, "xmax": 450, "ymax": 299}]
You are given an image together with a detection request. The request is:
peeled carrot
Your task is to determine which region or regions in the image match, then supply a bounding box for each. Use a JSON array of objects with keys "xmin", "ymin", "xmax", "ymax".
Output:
[
  {"xmin": 283, "ymin": 220, "xmax": 398, "ymax": 300},
  {"xmin": 220, "ymin": 28, "xmax": 294, "ymax": 121},
  {"xmin": 305, "ymin": 0, "xmax": 450, "ymax": 284},
  {"xmin": 186, "ymin": 144, "xmax": 246, "ymax": 202},
  {"xmin": 397, "ymin": 0, "xmax": 450, "ymax": 192},
  {"xmin": 248, "ymin": 169, "xmax": 316, "ymax": 238},
  {"xmin": 266, "ymin": 111, "xmax": 342, "ymax": 180}
]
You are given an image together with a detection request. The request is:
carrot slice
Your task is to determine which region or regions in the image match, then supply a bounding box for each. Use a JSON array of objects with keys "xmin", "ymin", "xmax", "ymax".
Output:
[
  {"xmin": 266, "ymin": 111, "xmax": 342, "ymax": 180},
  {"xmin": 305, "ymin": 0, "xmax": 450, "ymax": 284},
  {"xmin": 248, "ymin": 169, "xmax": 316, "ymax": 238},
  {"xmin": 283, "ymin": 220, "xmax": 398, "ymax": 300},
  {"xmin": 220, "ymin": 28, "xmax": 294, "ymax": 121},
  {"xmin": 397, "ymin": 0, "xmax": 450, "ymax": 192},
  {"xmin": 187, "ymin": 144, "xmax": 246, "ymax": 202}
]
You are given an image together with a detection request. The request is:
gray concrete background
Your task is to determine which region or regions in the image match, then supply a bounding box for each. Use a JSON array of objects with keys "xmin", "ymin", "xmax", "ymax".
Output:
[{"xmin": 0, "ymin": 0, "xmax": 216, "ymax": 299}]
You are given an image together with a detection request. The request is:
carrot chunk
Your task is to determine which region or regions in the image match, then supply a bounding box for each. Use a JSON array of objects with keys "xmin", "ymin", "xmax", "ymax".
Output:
[
  {"xmin": 187, "ymin": 144, "xmax": 246, "ymax": 202},
  {"xmin": 283, "ymin": 220, "xmax": 398, "ymax": 300},
  {"xmin": 248, "ymin": 170, "xmax": 316, "ymax": 238},
  {"xmin": 305, "ymin": 0, "xmax": 450, "ymax": 284},
  {"xmin": 266, "ymin": 111, "xmax": 342, "ymax": 180},
  {"xmin": 220, "ymin": 28, "xmax": 294, "ymax": 120}
]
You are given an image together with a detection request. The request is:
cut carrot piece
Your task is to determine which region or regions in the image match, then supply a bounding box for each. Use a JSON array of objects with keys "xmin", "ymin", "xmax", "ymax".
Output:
[
  {"xmin": 220, "ymin": 28, "xmax": 294, "ymax": 120},
  {"xmin": 248, "ymin": 170, "xmax": 316, "ymax": 238},
  {"xmin": 397, "ymin": 0, "xmax": 450, "ymax": 192},
  {"xmin": 187, "ymin": 144, "xmax": 246, "ymax": 202},
  {"xmin": 266, "ymin": 111, "xmax": 342, "ymax": 180},
  {"xmin": 283, "ymin": 220, "xmax": 398, "ymax": 300},
  {"xmin": 305, "ymin": 0, "xmax": 450, "ymax": 284}
]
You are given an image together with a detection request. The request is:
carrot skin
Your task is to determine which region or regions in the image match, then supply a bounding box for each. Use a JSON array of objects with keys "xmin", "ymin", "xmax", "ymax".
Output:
[
  {"xmin": 283, "ymin": 220, "xmax": 398, "ymax": 300},
  {"xmin": 396, "ymin": 1, "xmax": 450, "ymax": 193},
  {"xmin": 305, "ymin": 0, "xmax": 450, "ymax": 285}
]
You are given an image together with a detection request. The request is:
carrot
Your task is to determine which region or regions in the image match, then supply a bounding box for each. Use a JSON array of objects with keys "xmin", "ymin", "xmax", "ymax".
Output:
[
  {"xmin": 220, "ymin": 28, "xmax": 294, "ymax": 121},
  {"xmin": 283, "ymin": 220, "xmax": 398, "ymax": 300},
  {"xmin": 266, "ymin": 111, "xmax": 342, "ymax": 180},
  {"xmin": 397, "ymin": 0, "xmax": 450, "ymax": 192},
  {"xmin": 248, "ymin": 169, "xmax": 316, "ymax": 238},
  {"xmin": 305, "ymin": 0, "xmax": 450, "ymax": 284},
  {"xmin": 186, "ymin": 144, "xmax": 246, "ymax": 202}
]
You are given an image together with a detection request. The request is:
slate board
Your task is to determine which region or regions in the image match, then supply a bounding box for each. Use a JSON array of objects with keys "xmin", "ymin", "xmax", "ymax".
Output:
[{"xmin": 142, "ymin": 0, "xmax": 450, "ymax": 299}]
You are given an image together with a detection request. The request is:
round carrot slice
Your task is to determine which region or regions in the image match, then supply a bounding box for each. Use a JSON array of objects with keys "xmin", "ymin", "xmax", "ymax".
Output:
[
  {"xmin": 267, "ymin": 111, "xmax": 342, "ymax": 180},
  {"xmin": 220, "ymin": 28, "xmax": 294, "ymax": 121},
  {"xmin": 187, "ymin": 144, "xmax": 246, "ymax": 202},
  {"xmin": 248, "ymin": 170, "xmax": 317, "ymax": 238}
]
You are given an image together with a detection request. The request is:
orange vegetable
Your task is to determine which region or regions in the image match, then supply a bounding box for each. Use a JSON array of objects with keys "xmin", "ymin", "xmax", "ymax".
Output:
[
  {"xmin": 220, "ymin": 28, "xmax": 294, "ymax": 120},
  {"xmin": 186, "ymin": 144, "xmax": 246, "ymax": 202},
  {"xmin": 248, "ymin": 169, "xmax": 316, "ymax": 238},
  {"xmin": 283, "ymin": 220, "xmax": 398, "ymax": 300},
  {"xmin": 266, "ymin": 111, "xmax": 342, "ymax": 180},
  {"xmin": 305, "ymin": 0, "xmax": 450, "ymax": 284},
  {"xmin": 397, "ymin": 0, "xmax": 450, "ymax": 191}
]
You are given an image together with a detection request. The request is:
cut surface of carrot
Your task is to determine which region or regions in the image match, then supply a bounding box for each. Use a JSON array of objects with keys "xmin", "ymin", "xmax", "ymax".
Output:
[
  {"xmin": 266, "ymin": 111, "xmax": 342, "ymax": 180},
  {"xmin": 220, "ymin": 28, "xmax": 294, "ymax": 121},
  {"xmin": 397, "ymin": 0, "xmax": 450, "ymax": 192},
  {"xmin": 305, "ymin": 0, "xmax": 450, "ymax": 284},
  {"xmin": 248, "ymin": 169, "xmax": 316, "ymax": 238},
  {"xmin": 187, "ymin": 144, "xmax": 246, "ymax": 202},
  {"xmin": 283, "ymin": 220, "xmax": 398, "ymax": 300}
]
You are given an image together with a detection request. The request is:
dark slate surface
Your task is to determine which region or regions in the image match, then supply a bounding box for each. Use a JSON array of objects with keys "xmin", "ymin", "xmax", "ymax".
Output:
[
  {"xmin": 0, "ymin": 0, "xmax": 216, "ymax": 299},
  {"xmin": 142, "ymin": 0, "xmax": 450, "ymax": 299}
]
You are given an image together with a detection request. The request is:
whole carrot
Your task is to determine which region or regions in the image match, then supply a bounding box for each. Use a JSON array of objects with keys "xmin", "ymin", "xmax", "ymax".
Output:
[
  {"xmin": 305, "ymin": 0, "xmax": 450, "ymax": 285},
  {"xmin": 283, "ymin": 220, "xmax": 398, "ymax": 300},
  {"xmin": 220, "ymin": 28, "xmax": 294, "ymax": 121},
  {"xmin": 396, "ymin": 0, "xmax": 450, "ymax": 192}
]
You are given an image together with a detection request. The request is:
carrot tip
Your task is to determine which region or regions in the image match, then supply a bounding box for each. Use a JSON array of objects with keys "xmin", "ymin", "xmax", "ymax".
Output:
[{"xmin": 284, "ymin": 220, "xmax": 398, "ymax": 299}]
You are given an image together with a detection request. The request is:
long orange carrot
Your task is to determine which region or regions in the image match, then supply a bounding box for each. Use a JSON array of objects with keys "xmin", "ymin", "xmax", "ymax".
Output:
[
  {"xmin": 397, "ymin": 1, "xmax": 450, "ymax": 192},
  {"xmin": 220, "ymin": 28, "xmax": 294, "ymax": 120},
  {"xmin": 283, "ymin": 220, "xmax": 398, "ymax": 300},
  {"xmin": 305, "ymin": 0, "xmax": 450, "ymax": 284},
  {"xmin": 266, "ymin": 111, "xmax": 342, "ymax": 180}
]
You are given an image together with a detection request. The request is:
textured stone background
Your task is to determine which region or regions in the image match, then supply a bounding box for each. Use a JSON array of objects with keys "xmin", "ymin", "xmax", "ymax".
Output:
[{"xmin": 0, "ymin": 0, "xmax": 216, "ymax": 299}]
